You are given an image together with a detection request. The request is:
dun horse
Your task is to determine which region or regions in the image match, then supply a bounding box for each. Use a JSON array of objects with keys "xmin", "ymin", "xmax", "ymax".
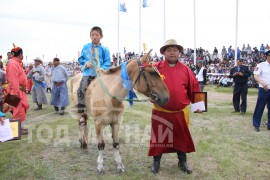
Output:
[{"xmin": 70, "ymin": 51, "xmax": 170, "ymax": 174}]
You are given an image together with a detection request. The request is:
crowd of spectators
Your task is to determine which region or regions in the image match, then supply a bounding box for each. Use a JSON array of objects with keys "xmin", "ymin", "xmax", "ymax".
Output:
[
  {"xmin": 1, "ymin": 43, "xmax": 268, "ymax": 88},
  {"xmin": 111, "ymin": 43, "xmax": 269, "ymax": 88}
]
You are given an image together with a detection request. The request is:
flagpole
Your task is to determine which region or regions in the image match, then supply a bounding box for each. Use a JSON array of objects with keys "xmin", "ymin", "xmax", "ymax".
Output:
[
  {"xmin": 163, "ymin": 0, "xmax": 166, "ymax": 43},
  {"xmin": 139, "ymin": 0, "xmax": 142, "ymax": 55},
  {"xmin": 193, "ymin": 0, "xmax": 196, "ymax": 65},
  {"xmin": 234, "ymin": 0, "xmax": 238, "ymax": 65},
  {"xmin": 117, "ymin": 0, "xmax": 120, "ymax": 65}
]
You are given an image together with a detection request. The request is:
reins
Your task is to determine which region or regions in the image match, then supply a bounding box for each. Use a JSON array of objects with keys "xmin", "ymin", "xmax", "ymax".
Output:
[{"xmin": 93, "ymin": 58, "xmax": 150, "ymax": 103}]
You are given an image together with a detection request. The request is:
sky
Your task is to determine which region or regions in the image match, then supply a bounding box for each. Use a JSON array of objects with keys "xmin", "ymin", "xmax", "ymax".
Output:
[{"xmin": 0, "ymin": 0, "xmax": 270, "ymax": 62}]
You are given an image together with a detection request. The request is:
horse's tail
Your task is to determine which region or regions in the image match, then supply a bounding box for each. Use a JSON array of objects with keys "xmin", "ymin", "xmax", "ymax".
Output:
[{"xmin": 70, "ymin": 73, "xmax": 82, "ymax": 107}]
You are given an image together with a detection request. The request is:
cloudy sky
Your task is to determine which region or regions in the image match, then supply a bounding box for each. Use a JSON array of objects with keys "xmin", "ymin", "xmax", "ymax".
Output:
[{"xmin": 0, "ymin": 0, "xmax": 270, "ymax": 62}]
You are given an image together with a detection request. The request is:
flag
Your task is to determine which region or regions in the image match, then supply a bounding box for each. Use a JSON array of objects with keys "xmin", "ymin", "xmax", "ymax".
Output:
[
  {"xmin": 120, "ymin": 1, "xmax": 127, "ymax": 12},
  {"xmin": 142, "ymin": 0, "xmax": 149, "ymax": 8},
  {"xmin": 143, "ymin": 43, "xmax": 147, "ymax": 52}
]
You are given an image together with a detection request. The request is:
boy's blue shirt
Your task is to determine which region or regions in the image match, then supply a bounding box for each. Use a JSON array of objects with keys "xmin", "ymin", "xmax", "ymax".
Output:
[{"xmin": 78, "ymin": 43, "xmax": 111, "ymax": 77}]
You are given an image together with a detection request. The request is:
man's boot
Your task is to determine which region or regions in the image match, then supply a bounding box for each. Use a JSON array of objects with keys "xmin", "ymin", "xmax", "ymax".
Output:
[
  {"xmin": 151, "ymin": 154, "xmax": 162, "ymax": 174},
  {"xmin": 35, "ymin": 104, "xmax": 42, "ymax": 111},
  {"xmin": 177, "ymin": 151, "xmax": 192, "ymax": 174},
  {"xmin": 59, "ymin": 107, "xmax": 65, "ymax": 115},
  {"xmin": 21, "ymin": 128, "xmax": 28, "ymax": 135}
]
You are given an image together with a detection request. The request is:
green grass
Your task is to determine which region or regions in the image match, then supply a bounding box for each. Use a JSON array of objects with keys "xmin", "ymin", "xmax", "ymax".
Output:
[
  {"xmin": 205, "ymin": 84, "xmax": 259, "ymax": 96},
  {"xmin": 0, "ymin": 85, "xmax": 270, "ymax": 179}
]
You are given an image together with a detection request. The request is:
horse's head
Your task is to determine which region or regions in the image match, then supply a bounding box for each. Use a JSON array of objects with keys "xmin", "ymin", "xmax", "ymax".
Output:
[{"xmin": 127, "ymin": 50, "xmax": 170, "ymax": 106}]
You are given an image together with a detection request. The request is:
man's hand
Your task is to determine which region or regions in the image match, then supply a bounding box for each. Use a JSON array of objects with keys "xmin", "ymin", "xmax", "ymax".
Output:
[
  {"xmin": 85, "ymin": 62, "xmax": 93, "ymax": 69},
  {"xmin": 194, "ymin": 109, "xmax": 203, "ymax": 113},
  {"xmin": 262, "ymin": 83, "xmax": 269, "ymax": 91},
  {"xmin": 238, "ymin": 72, "xmax": 243, "ymax": 76}
]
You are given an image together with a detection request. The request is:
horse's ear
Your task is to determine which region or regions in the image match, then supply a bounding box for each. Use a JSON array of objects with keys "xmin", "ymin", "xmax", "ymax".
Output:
[{"xmin": 140, "ymin": 49, "xmax": 153, "ymax": 64}]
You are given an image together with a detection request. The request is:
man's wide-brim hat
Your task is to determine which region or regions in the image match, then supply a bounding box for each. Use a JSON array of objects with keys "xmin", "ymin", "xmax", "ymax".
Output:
[
  {"xmin": 160, "ymin": 39, "xmax": 183, "ymax": 54},
  {"xmin": 33, "ymin": 57, "xmax": 43, "ymax": 63},
  {"xmin": 264, "ymin": 50, "xmax": 270, "ymax": 56}
]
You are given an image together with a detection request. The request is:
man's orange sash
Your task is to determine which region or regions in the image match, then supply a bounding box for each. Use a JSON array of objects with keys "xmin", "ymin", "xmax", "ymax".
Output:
[{"xmin": 153, "ymin": 104, "xmax": 190, "ymax": 127}]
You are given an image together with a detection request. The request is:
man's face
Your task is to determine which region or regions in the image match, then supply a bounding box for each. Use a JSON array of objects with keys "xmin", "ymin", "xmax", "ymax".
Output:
[
  {"xmin": 237, "ymin": 60, "xmax": 243, "ymax": 66},
  {"xmin": 18, "ymin": 53, "xmax": 23, "ymax": 60},
  {"xmin": 34, "ymin": 61, "xmax": 41, "ymax": 66},
  {"xmin": 7, "ymin": 53, "xmax": 12, "ymax": 59},
  {"xmin": 53, "ymin": 60, "xmax": 60, "ymax": 67},
  {"xmin": 90, "ymin": 30, "xmax": 103, "ymax": 45},
  {"xmin": 197, "ymin": 62, "xmax": 202, "ymax": 67},
  {"xmin": 163, "ymin": 46, "xmax": 180, "ymax": 64}
]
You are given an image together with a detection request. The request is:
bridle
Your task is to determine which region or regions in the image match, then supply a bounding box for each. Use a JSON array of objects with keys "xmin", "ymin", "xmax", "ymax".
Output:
[
  {"xmin": 132, "ymin": 58, "xmax": 159, "ymax": 102},
  {"xmin": 93, "ymin": 57, "xmax": 160, "ymax": 103}
]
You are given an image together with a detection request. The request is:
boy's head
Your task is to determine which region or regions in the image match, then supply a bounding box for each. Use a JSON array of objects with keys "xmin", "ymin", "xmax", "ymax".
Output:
[{"xmin": 90, "ymin": 26, "xmax": 103, "ymax": 45}]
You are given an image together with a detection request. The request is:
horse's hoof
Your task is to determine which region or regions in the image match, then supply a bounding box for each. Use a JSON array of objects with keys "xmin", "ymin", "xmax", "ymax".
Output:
[
  {"xmin": 80, "ymin": 143, "xmax": 88, "ymax": 149},
  {"xmin": 117, "ymin": 168, "xmax": 125, "ymax": 173},
  {"xmin": 97, "ymin": 169, "xmax": 105, "ymax": 175},
  {"xmin": 117, "ymin": 164, "xmax": 125, "ymax": 173}
]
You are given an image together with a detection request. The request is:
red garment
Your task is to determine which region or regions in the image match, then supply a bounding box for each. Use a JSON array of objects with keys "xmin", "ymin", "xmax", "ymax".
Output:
[
  {"xmin": 6, "ymin": 57, "xmax": 29, "ymax": 122},
  {"xmin": 148, "ymin": 60, "xmax": 200, "ymax": 156},
  {"xmin": 25, "ymin": 69, "xmax": 33, "ymax": 92}
]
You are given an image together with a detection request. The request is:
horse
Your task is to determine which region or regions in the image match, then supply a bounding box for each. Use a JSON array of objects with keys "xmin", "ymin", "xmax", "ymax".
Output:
[{"xmin": 70, "ymin": 51, "xmax": 170, "ymax": 174}]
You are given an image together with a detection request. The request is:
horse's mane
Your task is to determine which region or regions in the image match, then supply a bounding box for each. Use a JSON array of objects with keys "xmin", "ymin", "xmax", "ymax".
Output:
[
  {"xmin": 106, "ymin": 65, "xmax": 121, "ymax": 74},
  {"xmin": 103, "ymin": 59, "xmax": 134, "ymax": 75}
]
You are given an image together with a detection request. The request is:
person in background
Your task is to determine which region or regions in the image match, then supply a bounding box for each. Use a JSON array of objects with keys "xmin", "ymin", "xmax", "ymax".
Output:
[
  {"xmin": 259, "ymin": 44, "xmax": 265, "ymax": 57},
  {"xmin": 7, "ymin": 52, "xmax": 12, "ymax": 60},
  {"xmin": 25, "ymin": 64, "xmax": 33, "ymax": 94},
  {"xmin": 213, "ymin": 47, "xmax": 218, "ymax": 59},
  {"xmin": 50, "ymin": 58, "xmax": 69, "ymax": 115},
  {"xmin": 229, "ymin": 59, "xmax": 251, "ymax": 114},
  {"xmin": 6, "ymin": 46, "xmax": 29, "ymax": 135},
  {"xmin": 252, "ymin": 50, "xmax": 270, "ymax": 132},
  {"xmin": 0, "ymin": 55, "xmax": 3, "ymax": 69},
  {"xmin": 45, "ymin": 62, "xmax": 53, "ymax": 93},
  {"xmin": 0, "ymin": 68, "xmax": 6, "ymax": 112},
  {"xmin": 27, "ymin": 57, "xmax": 47, "ymax": 110},
  {"xmin": 195, "ymin": 60, "xmax": 207, "ymax": 92}
]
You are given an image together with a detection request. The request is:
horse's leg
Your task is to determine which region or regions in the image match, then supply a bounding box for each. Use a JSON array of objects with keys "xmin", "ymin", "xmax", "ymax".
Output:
[
  {"xmin": 111, "ymin": 124, "xmax": 125, "ymax": 173},
  {"xmin": 78, "ymin": 113, "xmax": 88, "ymax": 149},
  {"xmin": 96, "ymin": 122, "xmax": 105, "ymax": 174}
]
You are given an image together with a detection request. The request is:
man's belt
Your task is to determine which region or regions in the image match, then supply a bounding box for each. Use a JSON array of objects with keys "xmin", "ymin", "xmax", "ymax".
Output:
[
  {"xmin": 54, "ymin": 82, "xmax": 64, "ymax": 86},
  {"xmin": 153, "ymin": 104, "xmax": 190, "ymax": 127}
]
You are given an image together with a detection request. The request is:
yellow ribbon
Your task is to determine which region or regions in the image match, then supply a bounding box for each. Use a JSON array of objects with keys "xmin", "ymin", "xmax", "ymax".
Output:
[
  {"xmin": 150, "ymin": 64, "xmax": 165, "ymax": 80},
  {"xmin": 153, "ymin": 104, "xmax": 190, "ymax": 127}
]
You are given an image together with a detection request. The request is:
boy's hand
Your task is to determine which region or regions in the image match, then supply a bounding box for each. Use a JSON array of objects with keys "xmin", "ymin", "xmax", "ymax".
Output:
[
  {"xmin": 96, "ymin": 68, "xmax": 104, "ymax": 74},
  {"xmin": 85, "ymin": 62, "xmax": 93, "ymax": 68}
]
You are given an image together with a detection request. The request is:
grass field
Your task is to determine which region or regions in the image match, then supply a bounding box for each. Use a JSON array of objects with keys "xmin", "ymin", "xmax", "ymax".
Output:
[{"xmin": 0, "ymin": 85, "xmax": 270, "ymax": 180}]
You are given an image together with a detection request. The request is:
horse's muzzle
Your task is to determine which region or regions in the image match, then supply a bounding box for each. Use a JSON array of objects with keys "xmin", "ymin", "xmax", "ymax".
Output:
[{"xmin": 149, "ymin": 93, "xmax": 169, "ymax": 106}]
